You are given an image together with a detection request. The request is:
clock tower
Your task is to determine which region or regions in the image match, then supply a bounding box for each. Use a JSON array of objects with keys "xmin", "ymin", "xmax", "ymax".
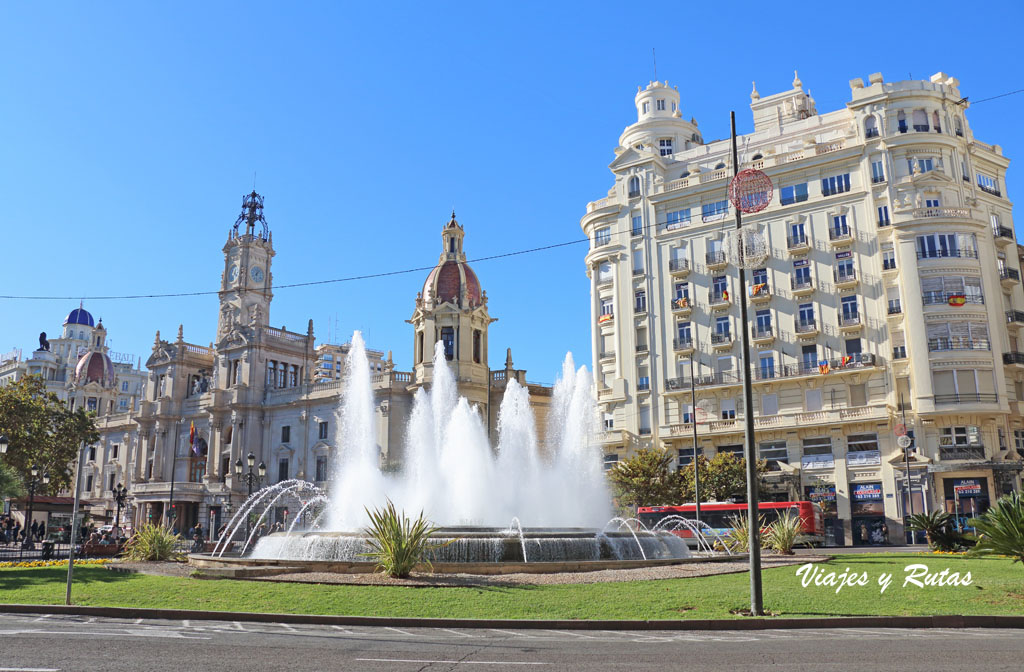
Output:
[{"xmin": 218, "ymin": 190, "xmax": 275, "ymax": 340}]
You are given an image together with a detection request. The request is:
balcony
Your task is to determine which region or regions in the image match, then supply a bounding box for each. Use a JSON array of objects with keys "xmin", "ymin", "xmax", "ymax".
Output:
[
  {"xmin": 911, "ymin": 207, "xmax": 971, "ymax": 220},
  {"xmin": 598, "ymin": 312, "xmax": 614, "ymax": 326},
  {"xmin": 787, "ymin": 234, "xmax": 810, "ymax": 254},
  {"xmin": 828, "ymin": 228, "xmax": 852, "ymax": 247},
  {"xmin": 669, "ymin": 258, "xmax": 690, "ymax": 276},
  {"xmin": 1003, "ymin": 352, "xmax": 1024, "ymax": 366},
  {"xmin": 865, "ymin": 127, "xmax": 880, "ymax": 139},
  {"xmin": 923, "ymin": 291, "xmax": 984, "ymax": 307},
  {"xmin": 1006, "ymin": 310, "xmax": 1024, "ymax": 326},
  {"xmin": 928, "ymin": 337, "xmax": 990, "ymax": 352},
  {"xmin": 791, "ymin": 277, "xmax": 814, "ymax": 296},
  {"xmin": 635, "ymin": 343, "xmax": 648, "ymax": 354},
  {"xmin": 671, "ymin": 297, "xmax": 692, "ymax": 316},
  {"xmin": 939, "ymin": 446, "xmax": 987, "ymax": 461},
  {"xmin": 934, "ymin": 393, "xmax": 998, "ymax": 404},
  {"xmin": 708, "ymin": 290, "xmax": 731, "ymax": 309},
  {"xmin": 711, "ymin": 332, "xmax": 734, "ymax": 349},
  {"xmin": 632, "ymin": 267, "xmax": 645, "ymax": 277},
  {"xmin": 834, "ymin": 269, "xmax": 858, "ymax": 289},
  {"xmin": 916, "ymin": 248, "xmax": 978, "ymax": 261},
  {"xmin": 637, "ymin": 380, "xmax": 650, "ymax": 392},
  {"xmin": 751, "ymin": 326, "xmax": 775, "ymax": 345},
  {"xmin": 994, "ymin": 226, "xmax": 1015, "ymax": 245},
  {"xmin": 673, "ymin": 338, "xmax": 695, "ymax": 354},
  {"xmin": 913, "ymin": 124, "xmax": 930, "ymax": 132},
  {"xmin": 679, "ymin": 353, "xmax": 879, "ymax": 390},
  {"xmin": 883, "ymin": 260, "xmax": 898, "ymax": 272},
  {"xmin": 887, "ymin": 302, "xmax": 903, "ymax": 319},
  {"xmin": 706, "ymin": 252, "xmax": 727, "ymax": 270},
  {"xmin": 748, "ymin": 283, "xmax": 771, "ymax": 303},
  {"xmin": 1001, "ymin": 268, "xmax": 1020, "ymax": 285},
  {"xmin": 795, "ymin": 319, "xmax": 819, "ymax": 337},
  {"xmin": 839, "ymin": 314, "xmax": 862, "ymax": 332},
  {"xmin": 980, "ymin": 185, "xmax": 1003, "ymax": 198}
]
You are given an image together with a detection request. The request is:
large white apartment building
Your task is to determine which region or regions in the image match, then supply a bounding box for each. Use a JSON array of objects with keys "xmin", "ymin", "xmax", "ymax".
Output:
[{"xmin": 581, "ymin": 71, "xmax": 1024, "ymax": 546}]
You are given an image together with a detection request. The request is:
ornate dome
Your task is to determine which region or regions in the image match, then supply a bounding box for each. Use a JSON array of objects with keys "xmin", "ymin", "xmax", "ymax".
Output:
[
  {"xmin": 74, "ymin": 351, "xmax": 116, "ymax": 388},
  {"xmin": 423, "ymin": 261, "xmax": 482, "ymax": 307},
  {"xmin": 64, "ymin": 306, "xmax": 95, "ymax": 327}
]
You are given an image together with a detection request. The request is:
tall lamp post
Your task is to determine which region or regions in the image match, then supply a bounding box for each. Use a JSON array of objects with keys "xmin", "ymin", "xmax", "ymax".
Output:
[
  {"xmin": 112, "ymin": 483, "xmax": 129, "ymax": 533},
  {"xmin": 234, "ymin": 452, "xmax": 266, "ymax": 540},
  {"xmin": 23, "ymin": 465, "xmax": 50, "ymax": 550}
]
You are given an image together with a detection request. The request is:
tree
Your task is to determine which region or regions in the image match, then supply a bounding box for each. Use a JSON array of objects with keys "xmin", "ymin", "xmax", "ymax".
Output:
[
  {"xmin": 608, "ymin": 447, "xmax": 678, "ymax": 511},
  {"xmin": 0, "ymin": 376, "xmax": 99, "ymax": 493},
  {"xmin": 969, "ymin": 492, "xmax": 1024, "ymax": 564},
  {"xmin": 0, "ymin": 461, "xmax": 25, "ymax": 501},
  {"xmin": 677, "ymin": 452, "xmax": 767, "ymax": 503}
]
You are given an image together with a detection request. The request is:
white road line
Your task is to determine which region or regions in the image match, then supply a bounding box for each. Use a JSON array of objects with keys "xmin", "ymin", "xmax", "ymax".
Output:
[
  {"xmin": 275, "ymin": 622, "xmax": 298, "ymax": 632},
  {"xmin": 489, "ymin": 629, "xmax": 535, "ymax": 638},
  {"xmin": 384, "ymin": 627, "xmax": 419, "ymax": 636},
  {"xmin": 31, "ymin": 615, "xmax": 53, "ymax": 622},
  {"xmin": 0, "ymin": 667, "xmax": 60, "ymax": 671},
  {"xmin": 440, "ymin": 628, "xmax": 477, "ymax": 638},
  {"xmin": 232, "ymin": 621, "xmax": 246, "ymax": 631},
  {"xmin": 544, "ymin": 629, "xmax": 595, "ymax": 639},
  {"xmin": 0, "ymin": 629, "xmax": 210, "ymax": 640},
  {"xmin": 133, "ymin": 618, "xmax": 143, "ymax": 625},
  {"xmin": 356, "ymin": 659, "xmax": 548, "ymax": 666},
  {"xmin": 182, "ymin": 619, "xmax": 191, "ymax": 628},
  {"xmin": 330, "ymin": 625, "xmax": 355, "ymax": 634}
]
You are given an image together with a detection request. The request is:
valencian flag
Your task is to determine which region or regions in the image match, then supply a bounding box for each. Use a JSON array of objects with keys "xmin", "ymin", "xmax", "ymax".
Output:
[
  {"xmin": 751, "ymin": 283, "xmax": 767, "ymax": 296},
  {"xmin": 189, "ymin": 421, "xmax": 199, "ymax": 455},
  {"xmin": 818, "ymin": 359, "xmax": 831, "ymax": 374}
]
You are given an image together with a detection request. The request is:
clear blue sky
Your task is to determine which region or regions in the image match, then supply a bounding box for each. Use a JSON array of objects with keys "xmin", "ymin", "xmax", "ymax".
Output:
[{"xmin": 1, "ymin": 2, "xmax": 1022, "ymax": 383}]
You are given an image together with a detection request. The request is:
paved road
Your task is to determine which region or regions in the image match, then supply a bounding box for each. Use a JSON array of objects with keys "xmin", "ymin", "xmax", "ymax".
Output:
[
  {"xmin": 0, "ymin": 613, "xmax": 1020, "ymax": 671},
  {"xmin": 795, "ymin": 545, "xmax": 925, "ymax": 555}
]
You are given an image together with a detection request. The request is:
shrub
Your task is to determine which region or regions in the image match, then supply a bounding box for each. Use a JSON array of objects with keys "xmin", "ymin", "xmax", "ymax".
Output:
[
  {"xmin": 969, "ymin": 492, "xmax": 1024, "ymax": 564},
  {"xmin": 123, "ymin": 524, "xmax": 181, "ymax": 561},
  {"xmin": 906, "ymin": 510, "xmax": 973, "ymax": 552},
  {"xmin": 724, "ymin": 513, "xmax": 763, "ymax": 553},
  {"xmin": 765, "ymin": 511, "xmax": 804, "ymax": 554},
  {"xmin": 361, "ymin": 499, "xmax": 448, "ymax": 578}
]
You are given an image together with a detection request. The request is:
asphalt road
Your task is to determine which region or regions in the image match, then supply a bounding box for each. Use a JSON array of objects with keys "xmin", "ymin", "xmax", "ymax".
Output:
[{"xmin": 0, "ymin": 613, "xmax": 1020, "ymax": 671}]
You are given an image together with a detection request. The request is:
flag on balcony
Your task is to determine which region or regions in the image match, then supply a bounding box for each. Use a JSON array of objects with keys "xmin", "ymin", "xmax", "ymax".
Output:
[
  {"xmin": 818, "ymin": 359, "xmax": 831, "ymax": 374},
  {"xmin": 840, "ymin": 355, "xmax": 853, "ymax": 368},
  {"xmin": 598, "ymin": 313, "xmax": 613, "ymax": 324},
  {"xmin": 722, "ymin": 289, "xmax": 729, "ymax": 301},
  {"xmin": 751, "ymin": 283, "xmax": 766, "ymax": 296},
  {"xmin": 189, "ymin": 421, "xmax": 199, "ymax": 455},
  {"xmin": 948, "ymin": 294, "xmax": 966, "ymax": 306}
]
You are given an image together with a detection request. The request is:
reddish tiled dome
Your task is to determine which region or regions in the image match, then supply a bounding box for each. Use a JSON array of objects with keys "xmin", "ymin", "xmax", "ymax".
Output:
[
  {"xmin": 423, "ymin": 261, "xmax": 482, "ymax": 307},
  {"xmin": 74, "ymin": 351, "xmax": 116, "ymax": 388}
]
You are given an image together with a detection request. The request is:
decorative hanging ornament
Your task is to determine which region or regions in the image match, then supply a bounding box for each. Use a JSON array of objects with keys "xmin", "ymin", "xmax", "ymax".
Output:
[
  {"xmin": 728, "ymin": 168, "xmax": 773, "ymax": 214},
  {"xmin": 723, "ymin": 226, "xmax": 770, "ymax": 269}
]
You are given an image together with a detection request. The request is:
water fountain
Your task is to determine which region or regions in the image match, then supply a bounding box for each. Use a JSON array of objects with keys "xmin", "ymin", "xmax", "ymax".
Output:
[{"xmin": 201, "ymin": 332, "xmax": 701, "ymax": 570}]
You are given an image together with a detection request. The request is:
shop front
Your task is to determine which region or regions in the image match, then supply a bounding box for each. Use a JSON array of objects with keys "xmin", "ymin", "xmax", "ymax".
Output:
[
  {"xmin": 850, "ymin": 482, "xmax": 888, "ymax": 546},
  {"xmin": 804, "ymin": 483, "xmax": 843, "ymax": 546},
  {"xmin": 943, "ymin": 477, "xmax": 989, "ymax": 533}
]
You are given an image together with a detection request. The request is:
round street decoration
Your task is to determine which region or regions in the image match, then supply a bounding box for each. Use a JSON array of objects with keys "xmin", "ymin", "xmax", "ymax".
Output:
[
  {"xmin": 728, "ymin": 168, "xmax": 773, "ymax": 214},
  {"xmin": 897, "ymin": 435, "xmax": 913, "ymax": 449}
]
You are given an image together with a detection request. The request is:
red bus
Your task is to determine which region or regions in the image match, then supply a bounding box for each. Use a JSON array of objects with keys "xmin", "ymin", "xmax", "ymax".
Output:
[{"xmin": 637, "ymin": 501, "xmax": 825, "ymax": 547}]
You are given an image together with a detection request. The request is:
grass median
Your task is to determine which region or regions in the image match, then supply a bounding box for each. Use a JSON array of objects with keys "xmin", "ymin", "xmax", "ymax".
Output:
[{"xmin": 1, "ymin": 553, "xmax": 1021, "ymax": 620}]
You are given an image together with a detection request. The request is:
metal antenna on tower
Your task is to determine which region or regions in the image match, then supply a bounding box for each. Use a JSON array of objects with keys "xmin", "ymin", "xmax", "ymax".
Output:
[{"xmin": 652, "ymin": 48, "xmax": 657, "ymax": 80}]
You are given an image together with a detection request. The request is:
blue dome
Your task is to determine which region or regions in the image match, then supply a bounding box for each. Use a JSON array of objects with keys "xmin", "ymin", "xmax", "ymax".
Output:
[{"xmin": 64, "ymin": 307, "xmax": 95, "ymax": 327}]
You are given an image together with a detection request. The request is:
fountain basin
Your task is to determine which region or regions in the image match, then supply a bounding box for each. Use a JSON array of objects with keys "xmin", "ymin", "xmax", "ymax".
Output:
[{"xmin": 247, "ymin": 527, "xmax": 692, "ymax": 564}]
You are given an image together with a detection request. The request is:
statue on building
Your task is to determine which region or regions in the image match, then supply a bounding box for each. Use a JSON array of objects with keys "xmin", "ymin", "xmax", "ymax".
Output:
[{"xmin": 37, "ymin": 332, "xmax": 50, "ymax": 352}]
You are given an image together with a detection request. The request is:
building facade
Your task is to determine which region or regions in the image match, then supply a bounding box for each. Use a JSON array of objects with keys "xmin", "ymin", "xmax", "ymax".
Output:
[
  {"xmin": 581, "ymin": 72, "xmax": 1024, "ymax": 545},
  {"xmin": 50, "ymin": 195, "xmax": 551, "ymax": 533}
]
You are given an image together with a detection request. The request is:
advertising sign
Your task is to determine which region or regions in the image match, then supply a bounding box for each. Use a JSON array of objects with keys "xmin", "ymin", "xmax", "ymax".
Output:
[
  {"xmin": 793, "ymin": 259, "xmax": 810, "ymax": 268},
  {"xmin": 953, "ymin": 478, "xmax": 983, "ymax": 496},
  {"xmin": 835, "ymin": 251, "xmax": 852, "ymax": 260},
  {"xmin": 852, "ymin": 483, "xmax": 883, "ymax": 500}
]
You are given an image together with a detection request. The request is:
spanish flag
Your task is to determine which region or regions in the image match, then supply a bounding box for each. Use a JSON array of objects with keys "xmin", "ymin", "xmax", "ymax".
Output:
[
  {"xmin": 598, "ymin": 313, "xmax": 613, "ymax": 324},
  {"xmin": 818, "ymin": 360, "xmax": 831, "ymax": 375},
  {"xmin": 948, "ymin": 294, "xmax": 966, "ymax": 307},
  {"xmin": 840, "ymin": 355, "xmax": 853, "ymax": 368},
  {"xmin": 189, "ymin": 421, "xmax": 198, "ymax": 455},
  {"xmin": 722, "ymin": 289, "xmax": 730, "ymax": 301}
]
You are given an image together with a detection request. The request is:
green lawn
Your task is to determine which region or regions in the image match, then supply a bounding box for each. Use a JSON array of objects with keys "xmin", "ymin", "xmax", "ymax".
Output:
[{"xmin": 1, "ymin": 553, "xmax": 1021, "ymax": 620}]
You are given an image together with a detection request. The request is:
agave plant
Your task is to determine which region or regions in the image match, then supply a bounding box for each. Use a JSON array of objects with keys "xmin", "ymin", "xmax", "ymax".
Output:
[
  {"xmin": 725, "ymin": 513, "xmax": 764, "ymax": 553},
  {"xmin": 765, "ymin": 511, "xmax": 805, "ymax": 554},
  {"xmin": 123, "ymin": 524, "xmax": 181, "ymax": 561},
  {"xmin": 361, "ymin": 499, "xmax": 448, "ymax": 578},
  {"xmin": 906, "ymin": 510, "xmax": 969, "ymax": 552},
  {"xmin": 969, "ymin": 492, "xmax": 1024, "ymax": 564}
]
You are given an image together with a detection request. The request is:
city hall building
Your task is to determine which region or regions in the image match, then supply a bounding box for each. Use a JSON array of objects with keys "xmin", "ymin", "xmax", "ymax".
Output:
[{"xmin": 581, "ymin": 71, "xmax": 1024, "ymax": 545}]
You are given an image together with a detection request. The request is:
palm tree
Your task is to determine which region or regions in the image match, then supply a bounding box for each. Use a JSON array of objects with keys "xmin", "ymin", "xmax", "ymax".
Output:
[
  {"xmin": 906, "ymin": 510, "xmax": 962, "ymax": 551},
  {"xmin": 969, "ymin": 492, "xmax": 1024, "ymax": 564}
]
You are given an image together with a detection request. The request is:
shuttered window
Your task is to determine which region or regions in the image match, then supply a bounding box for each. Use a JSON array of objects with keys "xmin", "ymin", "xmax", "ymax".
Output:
[{"xmin": 933, "ymin": 370, "xmax": 956, "ymax": 395}]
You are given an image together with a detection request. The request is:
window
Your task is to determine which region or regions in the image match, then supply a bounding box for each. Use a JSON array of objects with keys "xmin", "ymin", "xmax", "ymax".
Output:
[
  {"xmin": 665, "ymin": 208, "xmax": 690, "ymax": 229},
  {"xmin": 121, "ymin": 381, "xmax": 129, "ymax": 392},
  {"xmin": 760, "ymin": 440, "xmax": 788, "ymax": 466},
  {"xmin": 597, "ymin": 261, "xmax": 613, "ymax": 283},
  {"xmin": 89, "ymin": 446, "xmax": 97, "ymax": 461},
  {"xmin": 473, "ymin": 329, "xmax": 481, "ymax": 363},
  {"xmin": 755, "ymin": 309, "xmax": 771, "ymax": 335},
  {"xmin": 797, "ymin": 302, "xmax": 814, "ymax": 329},
  {"xmin": 701, "ymin": 200, "xmax": 728, "ymax": 220},
  {"xmin": 831, "ymin": 215, "xmax": 849, "ymax": 237},
  {"xmin": 278, "ymin": 457, "xmax": 289, "ymax": 483},
  {"xmin": 780, "ymin": 183, "xmax": 809, "ymax": 205},
  {"xmin": 441, "ymin": 327, "xmax": 455, "ymax": 360},
  {"xmin": 107, "ymin": 472, "xmax": 116, "ymax": 492},
  {"xmin": 600, "ymin": 298, "xmax": 614, "ymax": 316},
  {"xmin": 715, "ymin": 316, "xmax": 731, "ymax": 339},
  {"xmin": 849, "ymin": 383, "xmax": 868, "ymax": 407},
  {"xmin": 841, "ymin": 295, "xmax": 858, "ymax": 320},
  {"xmin": 977, "ymin": 173, "xmax": 1000, "ymax": 195},
  {"xmin": 604, "ymin": 454, "xmax": 619, "ymax": 471},
  {"xmin": 677, "ymin": 447, "xmax": 695, "ymax": 467},
  {"xmin": 631, "ymin": 215, "xmax": 643, "ymax": 236},
  {"xmin": 712, "ymin": 275, "xmax": 727, "ymax": 298},
  {"xmin": 720, "ymin": 399, "xmax": 736, "ymax": 420},
  {"xmin": 318, "ymin": 421, "xmax": 328, "ymax": 440},
  {"xmin": 638, "ymin": 405, "xmax": 651, "ymax": 434},
  {"xmin": 925, "ymin": 198, "xmax": 940, "ymax": 208},
  {"xmin": 315, "ymin": 455, "xmax": 328, "ymax": 482},
  {"xmin": 877, "ymin": 205, "xmax": 890, "ymax": 227},
  {"xmin": 634, "ymin": 290, "xmax": 647, "ymax": 313},
  {"xmin": 594, "ymin": 227, "xmax": 611, "ymax": 246},
  {"xmin": 717, "ymin": 444, "xmax": 743, "ymax": 457},
  {"xmin": 603, "ymin": 412, "xmax": 614, "ymax": 431},
  {"xmin": 86, "ymin": 475, "xmax": 93, "ymax": 492},
  {"xmin": 864, "ymin": 116, "xmax": 879, "ymax": 138},
  {"xmin": 835, "ymin": 256, "xmax": 854, "ymax": 280},
  {"xmin": 714, "ymin": 162, "xmax": 726, "ymax": 170},
  {"xmin": 752, "ymin": 267, "xmax": 768, "ymax": 287},
  {"xmin": 893, "ymin": 330, "xmax": 907, "ymax": 359},
  {"xmin": 801, "ymin": 344, "xmax": 818, "ymax": 373},
  {"xmin": 628, "ymin": 176, "xmax": 641, "ymax": 198},
  {"xmin": 281, "ymin": 426, "xmax": 291, "ymax": 443},
  {"xmin": 674, "ymin": 282, "xmax": 690, "ymax": 303},
  {"xmin": 917, "ymin": 233, "xmax": 960, "ymax": 259},
  {"xmin": 802, "ymin": 436, "xmax": 831, "ymax": 456},
  {"xmin": 793, "ymin": 262, "xmax": 811, "ymax": 286},
  {"xmin": 821, "ymin": 174, "xmax": 851, "ymax": 196},
  {"xmin": 847, "ymin": 433, "xmax": 878, "ymax": 452},
  {"xmin": 632, "ymin": 249, "xmax": 644, "ymax": 274},
  {"xmin": 659, "ymin": 138, "xmax": 673, "ymax": 156},
  {"xmin": 882, "ymin": 246, "xmax": 896, "ymax": 270},
  {"xmin": 758, "ymin": 353, "xmax": 775, "ymax": 380},
  {"xmin": 907, "ymin": 158, "xmax": 933, "ymax": 174},
  {"xmin": 656, "ymin": 99, "xmax": 665, "ymax": 111},
  {"xmin": 111, "ymin": 444, "xmax": 119, "ymax": 459},
  {"xmin": 637, "ymin": 366, "xmax": 650, "ymax": 392},
  {"xmin": 940, "ymin": 426, "xmax": 982, "ymax": 447},
  {"xmin": 642, "ymin": 101, "xmax": 649, "ymax": 114},
  {"xmin": 760, "ymin": 390, "xmax": 778, "ymax": 415},
  {"xmin": 871, "ymin": 160, "xmax": 885, "ymax": 183},
  {"xmin": 676, "ymin": 321, "xmax": 692, "ymax": 344}
]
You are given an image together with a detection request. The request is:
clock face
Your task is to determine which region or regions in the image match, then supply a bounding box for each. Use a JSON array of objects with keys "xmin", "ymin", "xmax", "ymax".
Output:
[
  {"xmin": 228, "ymin": 265, "xmax": 239, "ymax": 283},
  {"xmin": 250, "ymin": 266, "xmax": 264, "ymax": 283}
]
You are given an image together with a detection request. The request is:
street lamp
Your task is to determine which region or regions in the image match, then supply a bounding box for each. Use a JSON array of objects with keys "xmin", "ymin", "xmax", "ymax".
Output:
[
  {"xmin": 112, "ymin": 483, "xmax": 129, "ymax": 533},
  {"xmin": 0, "ymin": 434, "xmax": 8, "ymax": 455},
  {"xmin": 234, "ymin": 452, "xmax": 266, "ymax": 541},
  {"xmin": 23, "ymin": 465, "xmax": 50, "ymax": 551}
]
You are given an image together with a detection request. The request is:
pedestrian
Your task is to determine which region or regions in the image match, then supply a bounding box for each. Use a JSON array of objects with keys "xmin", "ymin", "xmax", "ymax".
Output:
[
  {"xmin": 38, "ymin": 521, "xmax": 46, "ymax": 540},
  {"xmin": 30, "ymin": 520, "xmax": 39, "ymax": 541},
  {"xmin": 880, "ymin": 522, "xmax": 889, "ymax": 545}
]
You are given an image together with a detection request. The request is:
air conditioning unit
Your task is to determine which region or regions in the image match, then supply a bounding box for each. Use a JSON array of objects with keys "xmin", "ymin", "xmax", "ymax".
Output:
[{"xmin": 860, "ymin": 353, "xmax": 875, "ymax": 365}]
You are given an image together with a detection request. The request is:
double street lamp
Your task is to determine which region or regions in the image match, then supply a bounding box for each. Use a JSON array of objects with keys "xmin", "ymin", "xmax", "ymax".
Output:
[
  {"xmin": 234, "ymin": 452, "xmax": 266, "ymax": 540},
  {"xmin": 112, "ymin": 483, "xmax": 129, "ymax": 533},
  {"xmin": 23, "ymin": 465, "xmax": 50, "ymax": 549}
]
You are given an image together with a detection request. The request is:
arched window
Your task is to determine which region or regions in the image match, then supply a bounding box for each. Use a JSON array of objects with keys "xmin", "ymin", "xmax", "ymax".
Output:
[
  {"xmin": 714, "ymin": 162, "xmax": 726, "ymax": 170},
  {"xmin": 912, "ymin": 109, "xmax": 928, "ymax": 132},
  {"xmin": 955, "ymin": 118, "xmax": 963, "ymax": 137},
  {"xmin": 897, "ymin": 111, "xmax": 907, "ymax": 133},
  {"xmin": 628, "ymin": 176, "xmax": 641, "ymax": 198},
  {"xmin": 864, "ymin": 116, "xmax": 878, "ymax": 138},
  {"xmin": 440, "ymin": 327, "xmax": 455, "ymax": 360},
  {"xmin": 932, "ymin": 111, "xmax": 941, "ymax": 133},
  {"xmin": 691, "ymin": 133, "xmax": 700, "ymax": 142}
]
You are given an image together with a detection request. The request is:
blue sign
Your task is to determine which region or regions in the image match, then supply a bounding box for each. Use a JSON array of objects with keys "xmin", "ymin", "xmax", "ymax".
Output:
[
  {"xmin": 809, "ymin": 485, "xmax": 836, "ymax": 502},
  {"xmin": 852, "ymin": 483, "xmax": 883, "ymax": 500},
  {"xmin": 793, "ymin": 259, "xmax": 810, "ymax": 268},
  {"xmin": 835, "ymin": 251, "xmax": 852, "ymax": 260}
]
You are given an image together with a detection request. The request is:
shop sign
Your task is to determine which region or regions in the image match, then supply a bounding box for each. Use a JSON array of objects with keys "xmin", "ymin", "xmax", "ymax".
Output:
[
  {"xmin": 793, "ymin": 259, "xmax": 810, "ymax": 268},
  {"xmin": 852, "ymin": 483, "xmax": 883, "ymax": 500},
  {"xmin": 953, "ymin": 478, "xmax": 983, "ymax": 496},
  {"xmin": 802, "ymin": 453, "xmax": 835, "ymax": 470},
  {"xmin": 808, "ymin": 485, "xmax": 836, "ymax": 503},
  {"xmin": 835, "ymin": 251, "xmax": 852, "ymax": 260},
  {"xmin": 847, "ymin": 450, "xmax": 881, "ymax": 467}
]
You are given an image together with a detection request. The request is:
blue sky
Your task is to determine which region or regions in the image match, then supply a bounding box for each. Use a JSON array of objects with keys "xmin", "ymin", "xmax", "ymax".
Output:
[{"xmin": 1, "ymin": 2, "xmax": 1022, "ymax": 383}]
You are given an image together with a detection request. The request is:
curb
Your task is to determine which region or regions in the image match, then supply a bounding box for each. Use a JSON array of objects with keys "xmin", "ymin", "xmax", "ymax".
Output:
[{"xmin": 1, "ymin": 604, "xmax": 1023, "ymax": 631}]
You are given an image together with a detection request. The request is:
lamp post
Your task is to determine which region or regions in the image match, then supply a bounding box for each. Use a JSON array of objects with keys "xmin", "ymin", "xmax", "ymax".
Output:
[
  {"xmin": 112, "ymin": 483, "xmax": 129, "ymax": 533},
  {"xmin": 0, "ymin": 435, "xmax": 8, "ymax": 456},
  {"xmin": 23, "ymin": 465, "xmax": 50, "ymax": 551},
  {"xmin": 234, "ymin": 452, "xmax": 266, "ymax": 540}
]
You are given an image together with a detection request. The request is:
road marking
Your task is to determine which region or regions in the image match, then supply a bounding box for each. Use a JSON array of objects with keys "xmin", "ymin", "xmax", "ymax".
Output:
[
  {"xmin": 384, "ymin": 627, "xmax": 418, "ymax": 636},
  {"xmin": 133, "ymin": 618, "xmax": 143, "ymax": 625},
  {"xmin": 232, "ymin": 621, "xmax": 246, "ymax": 631},
  {"xmin": 330, "ymin": 625, "xmax": 355, "ymax": 634},
  {"xmin": 544, "ymin": 629, "xmax": 595, "ymax": 639},
  {"xmin": 441, "ymin": 628, "xmax": 477, "ymax": 638},
  {"xmin": 275, "ymin": 622, "xmax": 298, "ymax": 632},
  {"xmin": 489, "ymin": 629, "xmax": 534, "ymax": 638},
  {"xmin": 182, "ymin": 619, "xmax": 191, "ymax": 628},
  {"xmin": 32, "ymin": 615, "xmax": 53, "ymax": 623},
  {"xmin": 0, "ymin": 629, "xmax": 210, "ymax": 640},
  {"xmin": 356, "ymin": 659, "xmax": 548, "ymax": 666},
  {"xmin": 0, "ymin": 668, "xmax": 60, "ymax": 672}
]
